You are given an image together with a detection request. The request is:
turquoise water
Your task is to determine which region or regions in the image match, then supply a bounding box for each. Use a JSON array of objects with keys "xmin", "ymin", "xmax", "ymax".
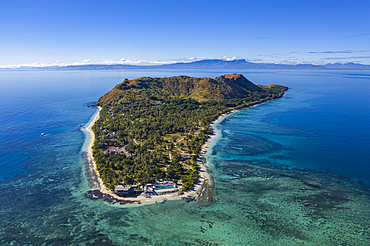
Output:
[
  {"xmin": 0, "ymin": 69, "xmax": 370, "ymax": 245},
  {"xmin": 155, "ymin": 185, "xmax": 174, "ymax": 190}
]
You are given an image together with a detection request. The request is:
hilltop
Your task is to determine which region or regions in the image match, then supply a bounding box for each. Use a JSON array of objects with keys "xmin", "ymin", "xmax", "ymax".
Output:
[{"xmin": 98, "ymin": 74, "xmax": 263, "ymax": 105}]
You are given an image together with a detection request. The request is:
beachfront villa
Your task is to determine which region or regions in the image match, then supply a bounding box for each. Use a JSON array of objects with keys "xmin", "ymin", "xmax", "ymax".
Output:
[
  {"xmin": 114, "ymin": 181, "xmax": 178, "ymax": 197},
  {"xmin": 114, "ymin": 185, "xmax": 138, "ymax": 195}
]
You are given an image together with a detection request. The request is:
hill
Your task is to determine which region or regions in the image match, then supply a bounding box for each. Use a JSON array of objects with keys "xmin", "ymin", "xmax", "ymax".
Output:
[
  {"xmin": 92, "ymin": 74, "xmax": 287, "ymax": 192},
  {"xmin": 97, "ymin": 74, "xmax": 263, "ymax": 105},
  {"xmin": 19, "ymin": 59, "xmax": 370, "ymax": 70}
]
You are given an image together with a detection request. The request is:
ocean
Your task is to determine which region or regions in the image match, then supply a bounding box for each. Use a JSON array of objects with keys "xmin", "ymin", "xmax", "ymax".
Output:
[{"xmin": 0, "ymin": 69, "xmax": 369, "ymax": 245}]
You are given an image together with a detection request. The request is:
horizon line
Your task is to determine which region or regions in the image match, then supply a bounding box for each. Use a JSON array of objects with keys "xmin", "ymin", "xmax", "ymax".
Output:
[{"xmin": 1, "ymin": 57, "xmax": 369, "ymax": 69}]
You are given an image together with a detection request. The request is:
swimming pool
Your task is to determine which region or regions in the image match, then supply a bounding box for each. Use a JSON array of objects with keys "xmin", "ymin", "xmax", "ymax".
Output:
[{"xmin": 155, "ymin": 185, "xmax": 174, "ymax": 190}]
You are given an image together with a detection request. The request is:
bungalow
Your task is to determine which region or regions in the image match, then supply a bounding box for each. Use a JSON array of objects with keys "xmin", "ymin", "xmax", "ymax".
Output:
[
  {"xmin": 108, "ymin": 147, "xmax": 116, "ymax": 155},
  {"xmin": 114, "ymin": 185, "xmax": 138, "ymax": 196}
]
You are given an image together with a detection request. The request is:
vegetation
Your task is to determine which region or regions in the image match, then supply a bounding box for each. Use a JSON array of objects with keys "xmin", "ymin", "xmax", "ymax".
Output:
[{"xmin": 92, "ymin": 74, "xmax": 288, "ymax": 191}]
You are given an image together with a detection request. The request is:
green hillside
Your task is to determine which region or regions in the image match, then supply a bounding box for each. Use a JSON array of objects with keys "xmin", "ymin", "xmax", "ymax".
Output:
[
  {"xmin": 92, "ymin": 74, "xmax": 288, "ymax": 191},
  {"xmin": 97, "ymin": 74, "xmax": 263, "ymax": 105}
]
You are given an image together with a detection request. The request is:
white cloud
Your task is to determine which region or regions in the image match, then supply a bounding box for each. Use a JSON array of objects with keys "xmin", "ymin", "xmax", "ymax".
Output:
[
  {"xmin": 0, "ymin": 55, "xmax": 368, "ymax": 69},
  {"xmin": 0, "ymin": 57, "xmax": 192, "ymax": 68}
]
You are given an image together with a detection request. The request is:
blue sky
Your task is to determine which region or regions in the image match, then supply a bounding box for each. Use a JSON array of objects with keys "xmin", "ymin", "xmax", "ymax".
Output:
[{"xmin": 1, "ymin": 0, "xmax": 369, "ymax": 67}]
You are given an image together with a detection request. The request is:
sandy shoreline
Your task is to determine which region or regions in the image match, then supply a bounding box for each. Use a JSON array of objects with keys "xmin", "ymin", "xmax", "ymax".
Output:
[{"xmin": 85, "ymin": 106, "xmax": 118, "ymax": 198}]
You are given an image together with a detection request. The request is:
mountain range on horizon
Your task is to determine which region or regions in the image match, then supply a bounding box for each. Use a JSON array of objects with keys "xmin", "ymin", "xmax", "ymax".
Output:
[{"xmin": 7, "ymin": 59, "xmax": 370, "ymax": 70}]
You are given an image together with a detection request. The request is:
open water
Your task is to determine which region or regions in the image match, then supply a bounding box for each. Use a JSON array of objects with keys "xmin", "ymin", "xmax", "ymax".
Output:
[{"xmin": 0, "ymin": 69, "xmax": 370, "ymax": 245}]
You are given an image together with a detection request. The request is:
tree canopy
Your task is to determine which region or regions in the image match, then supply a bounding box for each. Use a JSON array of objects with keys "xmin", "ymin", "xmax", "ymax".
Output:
[{"xmin": 92, "ymin": 74, "xmax": 288, "ymax": 191}]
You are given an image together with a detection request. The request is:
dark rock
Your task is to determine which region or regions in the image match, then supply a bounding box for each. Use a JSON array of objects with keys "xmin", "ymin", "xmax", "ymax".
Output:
[
  {"xmin": 183, "ymin": 196, "xmax": 196, "ymax": 203},
  {"xmin": 85, "ymin": 190, "xmax": 103, "ymax": 199}
]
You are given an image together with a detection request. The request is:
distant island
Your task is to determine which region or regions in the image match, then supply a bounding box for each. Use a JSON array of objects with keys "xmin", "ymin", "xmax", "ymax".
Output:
[
  {"xmin": 8, "ymin": 58, "xmax": 370, "ymax": 70},
  {"xmin": 88, "ymin": 74, "xmax": 288, "ymax": 202}
]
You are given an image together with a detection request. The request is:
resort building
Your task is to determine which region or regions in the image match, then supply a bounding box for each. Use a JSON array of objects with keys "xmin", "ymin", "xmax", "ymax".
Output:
[{"xmin": 114, "ymin": 185, "xmax": 138, "ymax": 196}]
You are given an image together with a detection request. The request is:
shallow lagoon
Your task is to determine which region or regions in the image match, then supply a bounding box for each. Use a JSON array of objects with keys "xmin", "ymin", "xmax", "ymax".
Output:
[{"xmin": 0, "ymin": 69, "xmax": 370, "ymax": 245}]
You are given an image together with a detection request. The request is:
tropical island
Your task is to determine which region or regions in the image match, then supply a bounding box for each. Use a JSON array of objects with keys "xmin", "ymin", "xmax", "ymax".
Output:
[{"xmin": 88, "ymin": 74, "xmax": 287, "ymax": 201}]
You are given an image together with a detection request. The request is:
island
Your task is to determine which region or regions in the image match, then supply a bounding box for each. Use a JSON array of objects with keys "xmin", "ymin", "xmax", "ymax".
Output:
[{"xmin": 87, "ymin": 74, "xmax": 288, "ymax": 203}]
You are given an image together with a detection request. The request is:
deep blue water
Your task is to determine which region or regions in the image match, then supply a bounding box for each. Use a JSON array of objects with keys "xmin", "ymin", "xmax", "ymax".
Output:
[
  {"xmin": 1, "ymin": 69, "xmax": 370, "ymax": 245},
  {"xmin": 214, "ymin": 70, "xmax": 370, "ymax": 185}
]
